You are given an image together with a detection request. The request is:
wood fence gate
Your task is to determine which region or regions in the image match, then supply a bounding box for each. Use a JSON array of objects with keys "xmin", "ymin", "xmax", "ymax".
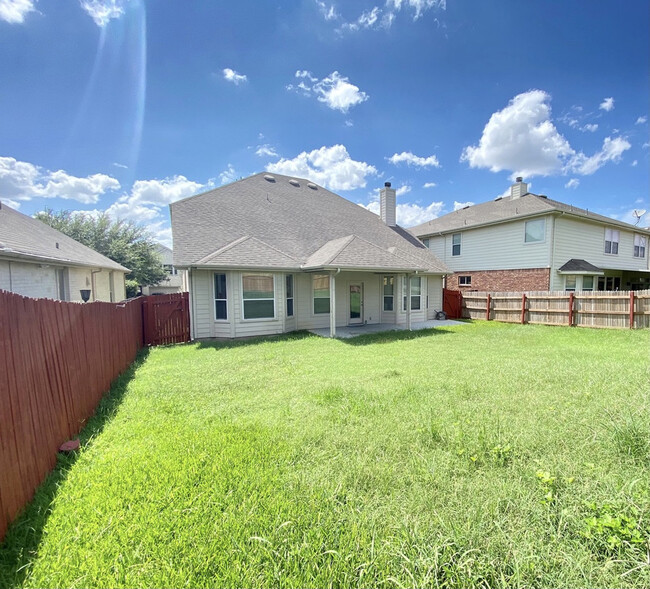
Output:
[
  {"xmin": 443, "ymin": 288, "xmax": 463, "ymax": 319},
  {"xmin": 143, "ymin": 292, "xmax": 190, "ymax": 346}
]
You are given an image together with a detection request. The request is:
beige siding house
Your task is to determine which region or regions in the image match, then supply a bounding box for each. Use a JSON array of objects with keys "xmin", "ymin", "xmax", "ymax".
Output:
[
  {"xmin": 412, "ymin": 179, "xmax": 650, "ymax": 293},
  {"xmin": 141, "ymin": 243, "xmax": 184, "ymax": 295},
  {"xmin": 171, "ymin": 173, "xmax": 448, "ymax": 339},
  {"xmin": 0, "ymin": 203, "xmax": 128, "ymax": 302}
]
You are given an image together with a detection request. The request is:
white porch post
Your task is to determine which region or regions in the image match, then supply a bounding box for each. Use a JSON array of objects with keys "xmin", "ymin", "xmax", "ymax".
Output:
[
  {"xmin": 329, "ymin": 271, "xmax": 337, "ymax": 338},
  {"xmin": 406, "ymin": 273, "xmax": 412, "ymax": 331}
]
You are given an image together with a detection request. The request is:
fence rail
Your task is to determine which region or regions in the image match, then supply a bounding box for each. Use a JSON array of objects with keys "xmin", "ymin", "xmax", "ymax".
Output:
[
  {"xmin": 0, "ymin": 291, "xmax": 145, "ymax": 542},
  {"xmin": 462, "ymin": 289, "xmax": 650, "ymax": 329}
]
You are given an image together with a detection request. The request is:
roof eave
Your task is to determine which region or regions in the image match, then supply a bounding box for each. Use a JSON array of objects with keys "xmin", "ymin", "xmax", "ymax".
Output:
[{"xmin": 0, "ymin": 249, "xmax": 129, "ymax": 273}]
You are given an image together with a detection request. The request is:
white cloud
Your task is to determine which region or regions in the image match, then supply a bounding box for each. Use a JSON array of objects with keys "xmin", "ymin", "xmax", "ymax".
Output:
[
  {"xmin": 223, "ymin": 68, "xmax": 248, "ymax": 85},
  {"xmin": 0, "ymin": 0, "xmax": 35, "ymax": 23},
  {"xmin": 80, "ymin": 0, "xmax": 130, "ymax": 27},
  {"xmin": 340, "ymin": 0, "xmax": 445, "ymax": 31},
  {"xmin": 636, "ymin": 116, "xmax": 647, "ymax": 125},
  {"xmin": 315, "ymin": 1, "xmax": 337, "ymax": 21},
  {"xmin": 461, "ymin": 90, "xmax": 575, "ymax": 179},
  {"xmin": 0, "ymin": 156, "xmax": 120, "ymax": 204},
  {"xmin": 599, "ymin": 97, "xmax": 614, "ymax": 112},
  {"xmin": 388, "ymin": 151, "xmax": 440, "ymax": 168},
  {"xmin": 582, "ymin": 123, "xmax": 598, "ymax": 132},
  {"xmin": 219, "ymin": 164, "xmax": 238, "ymax": 185},
  {"xmin": 396, "ymin": 184, "xmax": 411, "ymax": 196},
  {"xmin": 388, "ymin": 0, "xmax": 446, "ymax": 20},
  {"xmin": 255, "ymin": 144, "xmax": 278, "ymax": 158},
  {"xmin": 266, "ymin": 144, "xmax": 377, "ymax": 191},
  {"xmin": 106, "ymin": 175, "xmax": 204, "ymax": 222},
  {"xmin": 631, "ymin": 160, "xmax": 638, "ymax": 167},
  {"xmin": 453, "ymin": 200, "xmax": 474, "ymax": 210},
  {"xmin": 364, "ymin": 199, "xmax": 444, "ymax": 227},
  {"xmin": 288, "ymin": 71, "xmax": 368, "ymax": 113},
  {"xmin": 0, "ymin": 197, "xmax": 22, "ymax": 209},
  {"xmin": 570, "ymin": 136, "xmax": 631, "ymax": 175},
  {"xmin": 565, "ymin": 178, "xmax": 580, "ymax": 189},
  {"xmin": 423, "ymin": 182, "xmax": 437, "ymax": 188},
  {"xmin": 112, "ymin": 162, "xmax": 128, "ymax": 169}
]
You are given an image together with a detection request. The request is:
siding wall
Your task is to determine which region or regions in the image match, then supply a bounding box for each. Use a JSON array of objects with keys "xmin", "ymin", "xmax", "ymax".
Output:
[{"xmin": 427, "ymin": 215, "xmax": 552, "ymax": 272}]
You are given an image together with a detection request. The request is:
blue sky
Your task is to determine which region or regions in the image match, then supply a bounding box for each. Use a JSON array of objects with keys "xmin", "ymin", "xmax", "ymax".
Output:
[{"xmin": 1, "ymin": 0, "xmax": 648, "ymax": 246}]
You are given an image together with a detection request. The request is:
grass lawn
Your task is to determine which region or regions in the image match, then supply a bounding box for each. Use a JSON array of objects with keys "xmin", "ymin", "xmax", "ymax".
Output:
[{"xmin": 1, "ymin": 321, "xmax": 649, "ymax": 588}]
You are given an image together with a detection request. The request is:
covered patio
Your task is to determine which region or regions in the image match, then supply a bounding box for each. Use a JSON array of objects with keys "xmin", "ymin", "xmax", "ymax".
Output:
[{"xmin": 308, "ymin": 318, "xmax": 466, "ymax": 339}]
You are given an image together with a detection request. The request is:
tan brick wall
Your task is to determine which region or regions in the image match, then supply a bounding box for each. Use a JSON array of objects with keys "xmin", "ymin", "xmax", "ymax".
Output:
[{"xmin": 446, "ymin": 268, "xmax": 550, "ymax": 292}]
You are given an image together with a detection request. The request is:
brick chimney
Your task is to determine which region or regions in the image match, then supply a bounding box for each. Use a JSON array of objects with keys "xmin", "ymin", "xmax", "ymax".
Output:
[
  {"xmin": 380, "ymin": 182, "xmax": 396, "ymax": 226},
  {"xmin": 510, "ymin": 177, "xmax": 528, "ymax": 199}
]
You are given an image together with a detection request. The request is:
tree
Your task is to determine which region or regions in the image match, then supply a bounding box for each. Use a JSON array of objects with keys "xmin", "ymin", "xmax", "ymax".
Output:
[{"xmin": 35, "ymin": 209, "xmax": 168, "ymax": 297}]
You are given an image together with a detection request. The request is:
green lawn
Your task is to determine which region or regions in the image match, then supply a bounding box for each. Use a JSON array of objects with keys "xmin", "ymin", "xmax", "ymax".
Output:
[{"xmin": 1, "ymin": 322, "xmax": 649, "ymax": 588}]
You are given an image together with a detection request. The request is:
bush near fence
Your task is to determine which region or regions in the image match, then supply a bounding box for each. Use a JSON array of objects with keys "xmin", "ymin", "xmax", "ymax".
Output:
[
  {"xmin": 462, "ymin": 289, "xmax": 650, "ymax": 329},
  {"xmin": 0, "ymin": 291, "xmax": 145, "ymax": 542}
]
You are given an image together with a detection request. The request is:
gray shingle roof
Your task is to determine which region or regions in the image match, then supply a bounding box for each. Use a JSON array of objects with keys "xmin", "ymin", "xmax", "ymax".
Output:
[
  {"xmin": 411, "ymin": 192, "xmax": 650, "ymax": 237},
  {"xmin": 0, "ymin": 204, "xmax": 129, "ymax": 272},
  {"xmin": 170, "ymin": 173, "xmax": 448, "ymax": 274},
  {"xmin": 557, "ymin": 259, "xmax": 604, "ymax": 273}
]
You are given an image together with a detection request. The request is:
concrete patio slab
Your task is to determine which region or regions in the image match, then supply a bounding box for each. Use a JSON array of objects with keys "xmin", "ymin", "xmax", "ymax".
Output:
[{"xmin": 308, "ymin": 319, "xmax": 466, "ymax": 339}]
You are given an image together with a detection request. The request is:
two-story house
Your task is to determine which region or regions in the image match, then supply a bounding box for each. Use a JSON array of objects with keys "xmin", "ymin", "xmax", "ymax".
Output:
[{"xmin": 411, "ymin": 178, "xmax": 650, "ymax": 292}]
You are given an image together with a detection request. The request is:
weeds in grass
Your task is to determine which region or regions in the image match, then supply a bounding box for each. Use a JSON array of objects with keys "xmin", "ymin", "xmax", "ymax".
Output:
[
  {"xmin": 605, "ymin": 410, "xmax": 650, "ymax": 464},
  {"xmin": 582, "ymin": 501, "xmax": 648, "ymax": 557}
]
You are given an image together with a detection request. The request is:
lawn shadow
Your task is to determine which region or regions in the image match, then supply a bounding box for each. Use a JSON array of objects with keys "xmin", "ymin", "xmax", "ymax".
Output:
[
  {"xmin": 338, "ymin": 327, "xmax": 456, "ymax": 346},
  {"xmin": 0, "ymin": 348, "xmax": 150, "ymax": 589},
  {"xmin": 194, "ymin": 330, "xmax": 317, "ymax": 352}
]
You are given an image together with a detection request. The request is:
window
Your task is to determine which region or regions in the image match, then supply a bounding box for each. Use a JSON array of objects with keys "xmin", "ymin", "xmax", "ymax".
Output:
[
  {"xmin": 458, "ymin": 275, "xmax": 472, "ymax": 287},
  {"xmin": 286, "ymin": 274, "xmax": 294, "ymax": 317},
  {"xmin": 634, "ymin": 234, "xmax": 647, "ymax": 258},
  {"xmin": 56, "ymin": 268, "xmax": 67, "ymax": 301},
  {"xmin": 402, "ymin": 276, "xmax": 421, "ymax": 311},
  {"xmin": 452, "ymin": 233, "xmax": 461, "ymax": 256},
  {"xmin": 598, "ymin": 276, "xmax": 621, "ymax": 291},
  {"xmin": 582, "ymin": 276, "xmax": 594, "ymax": 291},
  {"xmin": 383, "ymin": 276, "xmax": 394, "ymax": 311},
  {"xmin": 242, "ymin": 273, "xmax": 275, "ymax": 319},
  {"xmin": 214, "ymin": 273, "xmax": 227, "ymax": 320},
  {"xmin": 605, "ymin": 228, "xmax": 619, "ymax": 254},
  {"xmin": 313, "ymin": 274, "xmax": 330, "ymax": 314},
  {"xmin": 421, "ymin": 238, "xmax": 430, "ymax": 248},
  {"xmin": 525, "ymin": 219, "xmax": 545, "ymax": 243},
  {"xmin": 565, "ymin": 275, "xmax": 576, "ymax": 292}
]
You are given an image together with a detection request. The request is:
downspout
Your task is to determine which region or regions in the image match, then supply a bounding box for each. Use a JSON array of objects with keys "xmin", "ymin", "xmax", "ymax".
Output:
[
  {"xmin": 407, "ymin": 273, "xmax": 412, "ymax": 331},
  {"xmin": 189, "ymin": 267, "xmax": 196, "ymax": 340},
  {"xmin": 329, "ymin": 268, "xmax": 341, "ymax": 338}
]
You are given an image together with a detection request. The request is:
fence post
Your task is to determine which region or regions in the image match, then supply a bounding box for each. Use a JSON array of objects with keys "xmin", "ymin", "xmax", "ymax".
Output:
[
  {"xmin": 568, "ymin": 292, "xmax": 574, "ymax": 326},
  {"xmin": 486, "ymin": 294, "xmax": 491, "ymax": 321},
  {"xmin": 629, "ymin": 291, "xmax": 635, "ymax": 329},
  {"xmin": 521, "ymin": 293, "xmax": 527, "ymax": 324}
]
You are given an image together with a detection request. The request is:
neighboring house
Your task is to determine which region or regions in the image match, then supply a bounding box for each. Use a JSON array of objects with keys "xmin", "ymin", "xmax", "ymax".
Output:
[
  {"xmin": 141, "ymin": 243, "xmax": 184, "ymax": 295},
  {"xmin": 0, "ymin": 203, "xmax": 128, "ymax": 302},
  {"xmin": 171, "ymin": 173, "xmax": 448, "ymax": 339},
  {"xmin": 411, "ymin": 178, "xmax": 650, "ymax": 293}
]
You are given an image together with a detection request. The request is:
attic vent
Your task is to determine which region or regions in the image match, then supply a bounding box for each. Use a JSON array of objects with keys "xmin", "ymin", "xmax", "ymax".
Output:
[
  {"xmin": 56, "ymin": 242, "xmax": 60, "ymax": 249},
  {"xmin": 494, "ymin": 197, "xmax": 503, "ymax": 201},
  {"xmin": 289, "ymin": 179, "xmax": 300, "ymax": 187},
  {"xmin": 462, "ymin": 205, "xmax": 470, "ymax": 210},
  {"xmin": 263, "ymin": 174, "xmax": 275, "ymax": 182},
  {"xmin": 307, "ymin": 183, "xmax": 318, "ymax": 190},
  {"xmin": 538, "ymin": 194, "xmax": 548, "ymax": 199}
]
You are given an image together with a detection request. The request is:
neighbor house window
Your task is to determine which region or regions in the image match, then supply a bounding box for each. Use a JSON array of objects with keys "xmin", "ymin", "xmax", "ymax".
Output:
[
  {"xmin": 634, "ymin": 234, "xmax": 646, "ymax": 258},
  {"xmin": 214, "ymin": 273, "xmax": 227, "ymax": 320},
  {"xmin": 525, "ymin": 219, "xmax": 545, "ymax": 243},
  {"xmin": 421, "ymin": 238, "xmax": 430, "ymax": 248},
  {"xmin": 458, "ymin": 275, "xmax": 472, "ymax": 287},
  {"xmin": 565, "ymin": 275, "xmax": 576, "ymax": 292},
  {"xmin": 383, "ymin": 276, "xmax": 394, "ymax": 311},
  {"xmin": 452, "ymin": 233, "xmax": 461, "ymax": 256},
  {"xmin": 286, "ymin": 274, "xmax": 294, "ymax": 317},
  {"xmin": 402, "ymin": 276, "xmax": 421, "ymax": 311},
  {"xmin": 242, "ymin": 273, "xmax": 275, "ymax": 319},
  {"xmin": 605, "ymin": 228, "xmax": 619, "ymax": 254},
  {"xmin": 582, "ymin": 276, "xmax": 594, "ymax": 291},
  {"xmin": 313, "ymin": 274, "xmax": 330, "ymax": 314}
]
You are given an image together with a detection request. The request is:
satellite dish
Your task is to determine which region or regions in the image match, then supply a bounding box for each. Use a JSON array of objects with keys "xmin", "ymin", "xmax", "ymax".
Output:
[{"xmin": 632, "ymin": 209, "xmax": 647, "ymax": 225}]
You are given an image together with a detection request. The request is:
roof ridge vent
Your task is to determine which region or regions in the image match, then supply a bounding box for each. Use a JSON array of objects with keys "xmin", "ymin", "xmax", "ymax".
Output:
[
  {"xmin": 307, "ymin": 183, "xmax": 318, "ymax": 190},
  {"xmin": 462, "ymin": 205, "xmax": 470, "ymax": 210},
  {"xmin": 289, "ymin": 179, "xmax": 300, "ymax": 187},
  {"xmin": 263, "ymin": 174, "xmax": 275, "ymax": 182}
]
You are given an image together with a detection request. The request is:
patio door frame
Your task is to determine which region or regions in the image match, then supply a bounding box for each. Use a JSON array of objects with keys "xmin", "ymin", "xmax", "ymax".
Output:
[{"xmin": 348, "ymin": 282, "xmax": 364, "ymax": 325}]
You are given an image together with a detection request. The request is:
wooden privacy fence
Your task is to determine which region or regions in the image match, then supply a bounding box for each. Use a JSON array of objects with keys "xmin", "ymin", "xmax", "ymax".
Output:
[
  {"xmin": 0, "ymin": 291, "xmax": 145, "ymax": 542},
  {"xmin": 143, "ymin": 292, "xmax": 190, "ymax": 346},
  {"xmin": 462, "ymin": 289, "xmax": 650, "ymax": 329}
]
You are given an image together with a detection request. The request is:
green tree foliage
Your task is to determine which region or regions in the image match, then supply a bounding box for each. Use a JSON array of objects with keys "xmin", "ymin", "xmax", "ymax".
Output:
[{"xmin": 35, "ymin": 209, "xmax": 167, "ymax": 297}]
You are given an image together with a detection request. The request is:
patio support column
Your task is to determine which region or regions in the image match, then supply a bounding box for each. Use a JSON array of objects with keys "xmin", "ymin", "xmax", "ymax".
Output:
[
  {"xmin": 406, "ymin": 274, "xmax": 412, "ymax": 331},
  {"xmin": 329, "ymin": 271, "xmax": 337, "ymax": 338}
]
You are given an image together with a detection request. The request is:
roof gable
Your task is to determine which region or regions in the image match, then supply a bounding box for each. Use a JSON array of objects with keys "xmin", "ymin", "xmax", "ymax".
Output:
[{"xmin": 197, "ymin": 235, "xmax": 298, "ymax": 268}]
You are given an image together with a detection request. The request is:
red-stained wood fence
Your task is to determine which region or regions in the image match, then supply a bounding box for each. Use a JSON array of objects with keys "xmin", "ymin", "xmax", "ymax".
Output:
[
  {"xmin": 143, "ymin": 292, "xmax": 190, "ymax": 346},
  {"xmin": 0, "ymin": 291, "xmax": 145, "ymax": 542}
]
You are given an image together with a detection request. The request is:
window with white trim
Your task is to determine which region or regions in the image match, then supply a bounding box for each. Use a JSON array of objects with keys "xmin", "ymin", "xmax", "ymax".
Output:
[
  {"xmin": 582, "ymin": 276, "xmax": 594, "ymax": 291},
  {"xmin": 242, "ymin": 273, "xmax": 275, "ymax": 319},
  {"xmin": 214, "ymin": 273, "xmax": 227, "ymax": 320},
  {"xmin": 383, "ymin": 276, "xmax": 394, "ymax": 311},
  {"xmin": 605, "ymin": 228, "xmax": 619, "ymax": 254},
  {"xmin": 286, "ymin": 274, "xmax": 294, "ymax": 317},
  {"xmin": 634, "ymin": 234, "xmax": 646, "ymax": 258},
  {"xmin": 565, "ymin": 275, "xmax": 576, "ymax": 292},
  {"xmin": 402, "ymin": 276, "xmax": 421, "ymax": 311},
  {"xmin": 525, "ymin": 219, "xmax": 545, "ymax": 243},
  {"xmin": 313, "ymin": 274, "xmax": 330, "ymax": 314},
  {"xmin": 452, "ymin": 233, "xmax": 461, "ymax": 256},
  {"xmin": 458, "ymin": 275, "xmax": 472, "ymax": 287}
]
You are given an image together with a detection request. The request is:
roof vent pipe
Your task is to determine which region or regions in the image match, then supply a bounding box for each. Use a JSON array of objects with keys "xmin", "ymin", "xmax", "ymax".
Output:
[
  {"xmin": 510, "ymin": 177, "xmax": 528, "ymax": 199},
  {"xmin": 380, "ymin": 182, "xmax": 397, "ymax": 227}
]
